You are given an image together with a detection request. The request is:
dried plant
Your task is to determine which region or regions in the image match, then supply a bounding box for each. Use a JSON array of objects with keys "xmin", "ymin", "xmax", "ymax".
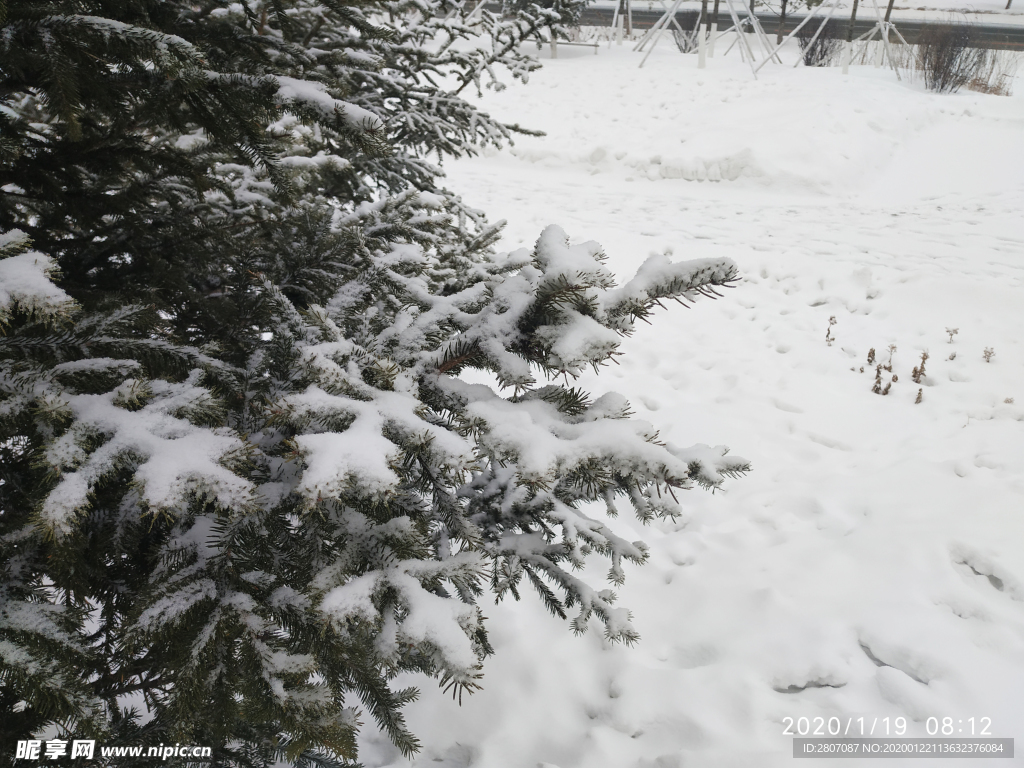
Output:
[
  {"xmin": 826, "ymin": 316, "xmax": 837, "ymax": 346},
  {"xmin": 867, "ymin": 348, "xmax": 876, "ymax": 365},
  {"xmin": 967, "ymin": 50, "xmax": 1019, "ymax": 96},
  {"xmin": 911, "ymin": 351, "xmax": 929, "ymax": 384},
  {"xmin": 983, "ymin": 347, "xmax": 995, "ymax": 363},
  {"xmin": 915, "ymin": 388, "xmax": 923, "ymax": 404},
  {"xmin": 885, "ymin": 344, "xmax": 897, "ymax": 371},
  {"xmin": 1005, "ymin": 398, "xmax": 1015, "ymax": 404},
  {"xmin": 948, "ymin": 352, "xmax": 957, "ymax": 361},
  {"xmin": 916, "ymin": 24, "xmax": 989, "ymax": 94},
  {"xmin": 798, "ymin": 18, "xmax": 842, "ymax": 67},
  {"xmin": 946, "ymin": 327, "xmax": 959, "ymax": 343},
  {"xmin": 872, "ymin": 365, "xmax": 893, "ymax": 395}
]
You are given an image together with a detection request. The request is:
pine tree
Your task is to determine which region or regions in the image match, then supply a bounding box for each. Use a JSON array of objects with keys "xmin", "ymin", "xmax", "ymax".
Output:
[
  {"xmin": 1, "ymin": 0, "xmax": 747, "ymax": 765},
  {"xmin": 501, "ymin": 0, "xmax": 589, "ymax": 49}
]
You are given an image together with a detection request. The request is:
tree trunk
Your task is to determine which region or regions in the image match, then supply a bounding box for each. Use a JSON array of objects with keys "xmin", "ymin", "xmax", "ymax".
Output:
[
  {"xmin": 846, "ymin": 0, "xmax": 860, "ymax": 43},
  {"xmin": 709, "ymin": 0, "xmax": 721, "ymax": 55},
  {"xmin": 699, "ymin": 0, "xmax": 709, "ymax": 66},
  {"xmin": 843, "ymin": 0, "xmax": 860, "ymax": 74},
  {"xmin": 776, "ymin": 0, "xmax": 788, "ymax": 44}
]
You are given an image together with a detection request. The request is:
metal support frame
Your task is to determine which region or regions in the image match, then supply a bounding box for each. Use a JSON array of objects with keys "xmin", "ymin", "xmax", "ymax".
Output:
[
  {"xmin": 445, "ymin": 0, "xmax": 487, "ymax": 22},
  {"xmin": 638, "ymin": 0, "xmax": 687, "ymax": 66},
  {"xmin": 852, "ymin": 0, "xmax": 909, "ymax": 78},
  {"xmin": 790, "ymin": 0, "xmax": 843, "ymax": 67},
  {"xmin": 610, "ymin": 0, "xmax": 634, "ymax": 45},
  {"xmin": 752, "ymin": 0, "xmax": 843, "ymax": 73},
  {"xmin": 721, "ymin": 0, "xmax": 760, "ymax": 73},
  {"xmin": 715, "ymin": 0, "xmax": 784, "ymax": 74},
  {"xmin": 634, "ymin": 0, "xmax": 691, "ymax": 52}
]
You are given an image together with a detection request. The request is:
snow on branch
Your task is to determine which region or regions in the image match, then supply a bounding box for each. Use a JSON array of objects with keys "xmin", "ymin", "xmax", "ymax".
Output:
[
  {"xmin": 603, "ymin": 252, "xmax": 740, "ymax": 329},
  {"xmin": 0, "ymin": 230, "xmax": 77, "ymax": 325},
  {"xmin": 40, "ymin": 379, "xmax": 255, "ymax": 536},
  {"xmin": 411, "ymin": 225, "xmax": 738, "ymax": 383},
  {"xmin": 274, "ymin": 75, "xmax": 385, "ymax": 133}
]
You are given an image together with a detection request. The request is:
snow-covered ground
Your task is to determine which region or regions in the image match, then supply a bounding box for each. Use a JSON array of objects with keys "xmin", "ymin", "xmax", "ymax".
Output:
[{"xmin": 359, "ymin": 43, "xmax": 1024, "ymax": 768}]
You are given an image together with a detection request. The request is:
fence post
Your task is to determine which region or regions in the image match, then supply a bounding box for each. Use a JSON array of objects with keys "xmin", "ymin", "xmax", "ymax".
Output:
[
  {"xmin": 708, "ymin": 0, "xmax": 721, "ymax": 55},
  {"xmin": 698, "ymin": 0, "xmax": 709, "ymax": 66}
]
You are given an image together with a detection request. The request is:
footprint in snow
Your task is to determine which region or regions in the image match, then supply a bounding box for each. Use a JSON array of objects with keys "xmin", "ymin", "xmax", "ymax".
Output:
[
  {"xmin": 951, "ymin": 546, "xmax": 1022, "ymax": 601},
  {"xmin": 858, "ymin": 636, "xmax": 941, "ymax": 686},
  {"xmin": 639, "ymin": 395, "xmax": 661, "ymax": 411},
  {"xmin": 773, "ymin": 677, "xmax": 847, "ymax": 694}
]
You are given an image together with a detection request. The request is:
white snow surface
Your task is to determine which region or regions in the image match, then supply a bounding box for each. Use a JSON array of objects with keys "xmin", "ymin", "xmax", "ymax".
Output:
[
  {"xmin": 357, "ymin": 45, "xmax": 1024, "ymax": 768},
  {"xmin": 0, "ymin": 230, "xmax": 75, "ymax": 320}
]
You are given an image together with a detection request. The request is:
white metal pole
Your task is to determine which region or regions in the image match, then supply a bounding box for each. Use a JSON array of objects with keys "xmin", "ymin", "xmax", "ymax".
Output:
[
  {"xmin": 869, "ymin": 0, "xmax": 899, "ymax": 76},
  {"xmin": 691, "ymin": 9, "xmax": 702, "ymax": 48},
  {"xmin": 464, "ymin": 0, "xmax": 487, "ymax": 22},
  {"xmin": 639, "ymin": 24, "xmax": 664, "ymax": 66},
  {"xmin": 709, "ymin": 0, "xmax": 721, "ymax": 55},
  {"xmin": 641, "ymin": 0, "xmax": 685, "ymax": 65},
  {"xmin": 793, "ymin": 0, "xmax": 841, "ymax": 66},
  {"xmin": 745, "ymin": 2, "xmax": 782, "ymax": 62},
  {"xmin": 635, "ymin": 2, "xmax": 674, "ymax": 51},
  {"xmin": 754, "ymin": 0, "xmax": 833, "ymax": 73},
  {"xmin": 657, "ymin": 0, "xmax": 692, "ymax": 37},
  {"xmin": 723, "ymin": 0, "xmax": 757, "ymax": 71}
]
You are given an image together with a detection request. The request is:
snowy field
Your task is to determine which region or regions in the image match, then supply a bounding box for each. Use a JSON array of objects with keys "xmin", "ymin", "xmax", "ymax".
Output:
[{"xmin": 358, "ymin": 42, "xmax": 1024, "ymax": 768}]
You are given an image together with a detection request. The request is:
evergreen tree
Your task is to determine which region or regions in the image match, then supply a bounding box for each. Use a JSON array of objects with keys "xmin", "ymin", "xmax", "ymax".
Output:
[
  {"xmin": 1, "ymin": 0, "xmax": 747, "ymax": 764},
  {"xmin": 500, "ymin": 0, "xmax": 589, "ymax": 48}
]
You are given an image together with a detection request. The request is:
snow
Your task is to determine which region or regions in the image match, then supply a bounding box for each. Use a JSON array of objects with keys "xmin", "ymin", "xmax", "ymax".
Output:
[
  {"xmin": 357, "ymin": 40, "xmax": 1024, "ymax": 768},
  {"xmin": 40, "ymin": 381, "xmax": 255, "ymax": 535},
  {"xmin": 274, "ymin": 75, "xmax": 384, "ymax": 132},
  {"xmin": 0, "ymin": 230, "xmax": 75, "ymax": 322},
  {"xmin": 320, "ymin": 557, "xmax": 486, "ymax": 672},
  {"xmin": 285, "ymin": 383, "xmax": 477, "ymax": 503}
]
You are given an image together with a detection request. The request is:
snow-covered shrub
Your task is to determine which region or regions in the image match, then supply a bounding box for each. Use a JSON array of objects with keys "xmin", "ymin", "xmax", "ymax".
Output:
[
  {"xmin": 798, "ymin": 18, "xmax": 842, "ymax": 67},
  {"xmin": 503, "ymin": 0, "xmax": 590, "ymax": 42},
  {"xmin": 916, "ymin": 23, "xmax": 989, "ymax": 93}
]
